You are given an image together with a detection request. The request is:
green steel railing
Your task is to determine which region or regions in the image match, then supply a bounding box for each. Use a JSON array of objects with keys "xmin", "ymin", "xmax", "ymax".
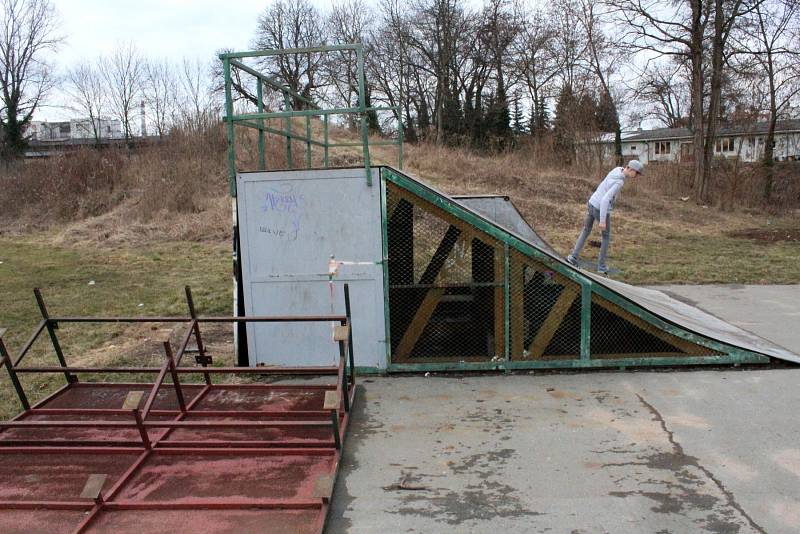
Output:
[{"xmin": 219, "ymin": 44, "xmax": 404, "ymax": 194}]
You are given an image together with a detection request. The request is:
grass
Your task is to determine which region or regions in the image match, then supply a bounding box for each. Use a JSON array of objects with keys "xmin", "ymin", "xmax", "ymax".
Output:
[{"xmin": 0, "ymin": 237, "xmax": 230, "ymax": 420}]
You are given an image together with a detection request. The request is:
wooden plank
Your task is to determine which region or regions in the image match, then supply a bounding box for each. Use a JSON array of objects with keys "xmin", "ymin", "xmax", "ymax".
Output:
[
  {"xmin": 312, "ymin": 474, "xmax": 334, "ymax": 498},
  {"xmin": 389, "ymin": 186, "xmax": 478, "ymax": 242},
  {"xmin": 80, "ymin": 474, "xmax": 107, "ymax": 500},
  {"xmin": 333, "ymin": 325, "xmax": 350, "ymax": 342},
  {"xmin": 528, "ymin": 285, "xmax": 579, "ymax": 358},
  {"xmin": 122, "ymin": 390, "xmax": 145, "ymax": 410},
  {"xmin": 593, "ymin": 296, "xmax": 708, "ymax": 355},
  {"xmin": 323, "ymin": 390, "xmax": 340, "ymax": 411},
  {"xmin": 394, "ymin": 233, "xmax": 470, "ymax": 359},
  {"xmin": 387, "ymin": 194, "xmax": 401, "ymax": 220},
  {"xmin": 493, "ymin": 247, "xmax": 505, "ymax": 358},
  {"xmin": 509, "ymin": 253, "xmax": 525, "ymax": 359}
]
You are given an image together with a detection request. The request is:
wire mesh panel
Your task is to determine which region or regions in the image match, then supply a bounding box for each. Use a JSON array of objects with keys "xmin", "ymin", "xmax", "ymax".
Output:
[
  {"xmin": 508, "ymin": 250, "xmax": 582, "ymax": 360},
  {"xmin": 589, "ymin": 294, "xmax": 721, "ymax": 358},
  {"xmin": 387, "ymin": 183, "xmax": 505, "ymax": 363},
  {"xmin": 386, "ymin": 174, "xmax": 730, "ymax": 368}
]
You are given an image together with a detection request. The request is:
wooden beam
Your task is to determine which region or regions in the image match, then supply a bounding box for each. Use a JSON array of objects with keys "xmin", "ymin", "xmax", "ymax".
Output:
[
  {"xmin": 333, "ymin": 325, "xmax": 350, "ymax": 342},
  {"xmin": 394, "ymin": 232, "xmax": 470, "ymax": 359},
  {"xmin": 527, "ymin": 285, "xmax": 579, "ymax": 358},
  {"xmin": 80, "ymin": 474, "xmax": 107, "ymax": 500},
  {"xmin": 509, "ymin": 254, "xmax": 525, "ymax": 359},
  {"xmin": 592, "ymin": 296, "xmax": 710, "ymax": 355},
  {"xmin": 493, "ymin": 246, "xmax": 505, "ymax": 359},
  {"xmin": 389, "ymin": 186, "xmax": 478, "ymax": 242},
  {"xmin": 122, "ymin": 391, "xmax": 144, "ymax": 410},
  {"xmin": 323, "ymin": 390, "xmax": 340, "ymax": 411},
  {"xmin": 387, "ymin": 194, "xmax": 401, "ymax": 220}
]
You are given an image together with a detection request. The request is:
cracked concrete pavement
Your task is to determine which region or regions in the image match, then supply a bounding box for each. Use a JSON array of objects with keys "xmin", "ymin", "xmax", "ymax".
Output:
[{"xmin": 328, "ymin": 286, "xmax": 800, "ymax": 533}]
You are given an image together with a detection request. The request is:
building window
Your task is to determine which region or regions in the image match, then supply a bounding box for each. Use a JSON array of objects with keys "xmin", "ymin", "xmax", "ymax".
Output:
[
  {"xmin": 654, "ymin": 141, "xmax": 671, "ymax": 155},
  {"xmin": 629, "ymin": 145, "xmax": 636, "ymax": 151},
  {"xmin": 715, "ymin": 137, "xmax": 735, "ymax": 153}
]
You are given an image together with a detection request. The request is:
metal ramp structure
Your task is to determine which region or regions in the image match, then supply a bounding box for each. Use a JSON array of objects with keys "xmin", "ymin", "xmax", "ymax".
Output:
[
  {"xmin": 0, "ymin": 287, "xmax": 356, "ymax": 533},
  {"xmin": 382, "ymin": 166, "xmax": 798, "ymax": 370},
  {"xmin": 218, "ymin": 44, "xmax": 797, "ymax": 372},
  {"xmin": 232, "ymin": 164, "xmax": 797, "ymax": 372}
]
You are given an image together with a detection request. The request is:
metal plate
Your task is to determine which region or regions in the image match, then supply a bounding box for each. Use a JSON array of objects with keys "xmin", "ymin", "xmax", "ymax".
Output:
[{"xmin": 236, "ymin": 168, "xmax": 386, "ymax": 368}]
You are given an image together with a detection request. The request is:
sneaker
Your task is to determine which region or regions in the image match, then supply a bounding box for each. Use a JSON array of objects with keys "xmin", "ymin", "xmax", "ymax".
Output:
[
  {"xmin": 565, "ymin": 255, "xmax": 578, "ymax": 267},
  {"xmin": 597, "ymin": 266, "xmax": 608, "ymax": 275}
]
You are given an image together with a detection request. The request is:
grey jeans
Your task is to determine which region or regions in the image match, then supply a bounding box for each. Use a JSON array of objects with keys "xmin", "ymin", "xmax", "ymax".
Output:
[{"xmin": 570, "ymin": 202, "xmax": 611, "ymax": 270}]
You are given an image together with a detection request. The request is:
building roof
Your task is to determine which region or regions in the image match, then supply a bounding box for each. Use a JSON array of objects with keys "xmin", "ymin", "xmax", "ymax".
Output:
[{"xmin": 623, "ymin": 119, "xmax": 800, "ymax": 142}]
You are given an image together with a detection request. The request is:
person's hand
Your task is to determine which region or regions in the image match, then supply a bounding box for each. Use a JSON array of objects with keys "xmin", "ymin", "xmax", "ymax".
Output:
[{"xmin": 599, "ymin": 222, "xmax": 607, "ymax": 231}]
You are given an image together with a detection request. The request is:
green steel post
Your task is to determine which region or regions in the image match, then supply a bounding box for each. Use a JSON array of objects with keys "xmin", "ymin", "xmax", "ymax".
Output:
[
  {"xmin": 323, "ymin": 115, "xmax": 329, "ymax": 167},
  {"xmin": 397, "ymin": 117, "xmax": 404, "ymax": 169},
  {"xmin": 379, "ymin": 170, "xmax": 392, "ymax": 366},
  {"xmin": 34, "ymin": 289, "xmax": 75, "ymax": 385},
  {"xmin": 503, "ymin": 243, "xmax": 510, "ymax": 361},
  {"xmin": 223, "ymin": 58, "xmax": 236, "ymax": 197},
  {"xmin": 356, "ymin": 47, "xmax": 372, "ymax": 186},
  {"xmin": 306, "ymin": 114, "xmax": 312, "ymax": 168},
  {"xmin": 0, "ymin": 333, "xmax": 30, "ymax": 410},
  {"xmin": 257, "ymin": 80, "xmax": 265, "ymax": 170},
  {"xmin": 284, "ymin": 92, "xmax": 293, "ymax": 168},
  {"xmin": 580, "ymin": 282, "xmax": 591, "ymax": 360}
]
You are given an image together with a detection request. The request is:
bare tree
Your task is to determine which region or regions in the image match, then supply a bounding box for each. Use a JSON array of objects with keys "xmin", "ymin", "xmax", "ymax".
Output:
[
  {"xmin": 178, "ymin": 57, "xmax": 218, "ymax": 131},
  {"xmin": 513, "ymin": 11, "xmax": 561, "ymax": 135},
  {"xmin": 634, "ymin": 61, "xmax": 690, "ymax": 128},
  {"xmin": 0, "ymin": 0, "xmax": 61, "ymax": 156},
  {"xmin": 253, "ymin": 0, "xmax": 326, "ymax": 109},
  {"xmin": 100, "ymin": 42, "xmax": 144, "ymax": 141},
  {"xmin": 612, "ymin": 0, "xmax": 715, "ymax": 202},
  {"xmin": 576, "ymin": 0, "xmax": 626, "ymax": 163},
  {"xmin": 550, "ymin": 0, "xmax": 589, "ymax": 91},
  {"xmin": 733, "ymin": 0, "xmax": 799, "ymax": 173},
  {"xmin": 65, "ymin": 62, "xmax": 107, "ymax": 143},
  {"xmin": 143, "ymin": 58, "xmax": 178, "ymax": 138},
  {"xmin": 700, "ymin": 0, "xmax": 758, "ymax": 199},
  {"xmin": 325, "ymin": 0, "xmax": 374, "ymax": 128}
]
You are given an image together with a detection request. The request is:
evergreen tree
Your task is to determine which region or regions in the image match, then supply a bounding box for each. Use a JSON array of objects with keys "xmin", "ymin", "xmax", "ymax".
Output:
[
  {"xmin": 530, "ymin": 95, "xmax": 549, "ymax": 136},
  {"xmin": 441, "ymin": 84, "xmax": 464, "ymax": 144},
  {"xmin": 595, "ymin": 91, "xmax": 617, "ymax": 133},
  {"xmin": 486, "ymin": 85, "xmax": 512, "ymax": 149},
  {"xmin": 553, "ymin": 84, "xmax": 578, "ymax": 162},
  {"xmin": 511, "ymin": 93, "xmax": 526, "ymax": 135}
]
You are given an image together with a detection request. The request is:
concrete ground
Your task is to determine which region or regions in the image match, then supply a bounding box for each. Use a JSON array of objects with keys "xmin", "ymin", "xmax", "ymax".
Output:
[{"xmin": 328, "ymin": 286, "xmax": 800, "ymax": 533}]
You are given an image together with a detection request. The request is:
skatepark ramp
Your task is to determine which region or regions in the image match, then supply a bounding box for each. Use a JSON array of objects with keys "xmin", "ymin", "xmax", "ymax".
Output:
[
  {"xmin": 219, "ymin": 44, "xmax": 796, "ymax": 372},
  {"xmin": 234, "ymin": 165, "xmax": 798, "ymax": 372}
]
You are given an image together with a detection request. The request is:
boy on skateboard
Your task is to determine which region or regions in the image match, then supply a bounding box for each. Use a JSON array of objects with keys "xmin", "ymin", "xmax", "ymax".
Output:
[{"xmin": 566, "ymin": 160, "xmax": 644, "ymax": 274}]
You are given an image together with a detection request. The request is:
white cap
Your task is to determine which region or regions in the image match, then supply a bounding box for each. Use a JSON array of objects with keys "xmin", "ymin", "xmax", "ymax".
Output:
[{"xmin": 628, "ymin": 160, "xmax": 644, "ymax": 175}]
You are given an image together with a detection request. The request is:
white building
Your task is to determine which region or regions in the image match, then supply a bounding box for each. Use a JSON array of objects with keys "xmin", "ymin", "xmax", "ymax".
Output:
[
  {"xmin": 28, "ymin": 118, "xmax": 123, "ymax": 142},
  {"xmin": 618, "ymin": 120, "xmax": 800, "ymax": 164}
]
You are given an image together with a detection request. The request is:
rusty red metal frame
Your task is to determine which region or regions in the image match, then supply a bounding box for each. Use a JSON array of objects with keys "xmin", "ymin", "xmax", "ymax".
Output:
[{"xmin": 0, "ymin": 285, "xmax": 356, "ymax": 533}]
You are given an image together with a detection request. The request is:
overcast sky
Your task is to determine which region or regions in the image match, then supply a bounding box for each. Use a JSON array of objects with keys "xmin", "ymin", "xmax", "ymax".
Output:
[{"xmin": 41, "ymin": 0, "xmax": 284, "ymax": 120}]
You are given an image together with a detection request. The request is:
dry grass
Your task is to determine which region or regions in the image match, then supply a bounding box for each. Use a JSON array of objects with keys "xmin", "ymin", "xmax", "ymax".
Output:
[
  {"xmin": 1, "ymin": 122, "xmax": 798, "ymax": 282},
  {"xmin": 388, "ymin": 141, "xmax": 800, "ymax": 283}
]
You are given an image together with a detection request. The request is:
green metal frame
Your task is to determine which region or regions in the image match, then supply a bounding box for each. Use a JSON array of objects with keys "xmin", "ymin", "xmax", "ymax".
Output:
[
  {"xmin": 219, "ymin": 44, "xmax": 404, "ymax": 194},
  {"xmin": 379, "ymin": 166, "xmax": 771, "ymax": 372}
]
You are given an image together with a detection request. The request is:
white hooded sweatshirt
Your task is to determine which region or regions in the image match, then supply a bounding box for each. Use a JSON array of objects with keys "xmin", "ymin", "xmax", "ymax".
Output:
[{"xmin": 588, "ymin": 167, "xmax": 625, "ymax": 224}]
